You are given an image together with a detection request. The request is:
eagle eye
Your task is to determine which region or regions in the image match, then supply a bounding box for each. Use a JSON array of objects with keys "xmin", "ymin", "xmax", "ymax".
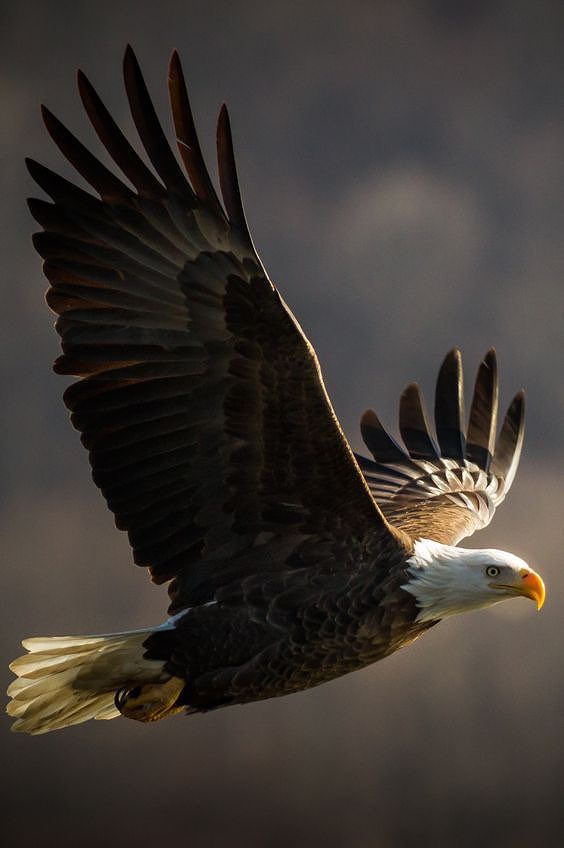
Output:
[{"xmin": 486, "ymin": 566, "xmax": 501, "ymax": 578}]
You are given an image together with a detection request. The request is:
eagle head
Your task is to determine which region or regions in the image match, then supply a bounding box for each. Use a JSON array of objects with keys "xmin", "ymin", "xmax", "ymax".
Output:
[{"xmin": 402, "ymin": 539, "xmax": 545, "ymax": 623}]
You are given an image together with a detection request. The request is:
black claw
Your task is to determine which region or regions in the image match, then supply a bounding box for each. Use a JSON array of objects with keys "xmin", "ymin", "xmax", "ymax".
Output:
[{"xmin": 114, "ymin": 685, "xmax": 142, "ymax": 712}]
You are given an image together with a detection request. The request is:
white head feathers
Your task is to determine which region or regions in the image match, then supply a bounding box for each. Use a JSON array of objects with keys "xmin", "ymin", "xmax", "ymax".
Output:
[{"xmin": 402, "ymin": 539, "xmax": 540, "ymax": 623}]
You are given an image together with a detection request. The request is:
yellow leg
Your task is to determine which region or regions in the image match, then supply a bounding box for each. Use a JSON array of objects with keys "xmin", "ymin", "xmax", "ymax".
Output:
[{"xmin": 116, "ymin": 675, "xmax": 185, "ymax": 723}]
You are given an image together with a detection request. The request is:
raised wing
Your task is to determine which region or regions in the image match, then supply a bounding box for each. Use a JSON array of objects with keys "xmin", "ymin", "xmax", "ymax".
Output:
[
  {"xmin": 30, "ymin": 47, "xmax": 405, "ymax": 612},
  {"xmin": 356, "ymin": 349, "xmax": 525, "ymax": 545}
]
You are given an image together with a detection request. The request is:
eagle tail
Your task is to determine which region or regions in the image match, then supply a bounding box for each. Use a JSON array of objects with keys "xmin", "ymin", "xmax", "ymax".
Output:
[{"xmin": 7, "ymin": 628, "xmax": 184, "ymax": 734}]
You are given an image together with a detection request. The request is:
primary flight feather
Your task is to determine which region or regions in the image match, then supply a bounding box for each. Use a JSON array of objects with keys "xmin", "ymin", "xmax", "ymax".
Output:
[{"xmin": 7, "ymin": 47, "xmax": 545, "ymax": 734}]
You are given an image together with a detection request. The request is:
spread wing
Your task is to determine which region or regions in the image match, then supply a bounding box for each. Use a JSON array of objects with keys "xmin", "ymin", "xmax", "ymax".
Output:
[
  {"xmin": 356, "ymin": 349, "xmax": 525, "ymax": 545},
  {"xmin": 29, "ymin": 47, "xmax": 407, "ymax": 612}
]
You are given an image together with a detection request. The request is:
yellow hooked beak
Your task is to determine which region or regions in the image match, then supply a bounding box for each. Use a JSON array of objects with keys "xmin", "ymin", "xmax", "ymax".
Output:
[
  {"xmin": 492, "ymin": 569, "xmax": 546, "ymax": 610},
  {"xmin": 519, "ymin": 569, "xmax": 546, "ymax": 610}
]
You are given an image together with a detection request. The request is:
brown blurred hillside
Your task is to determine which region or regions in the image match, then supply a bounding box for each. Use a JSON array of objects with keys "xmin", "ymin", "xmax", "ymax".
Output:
[{"xmin": 1, "ymin": 2, "xmax": 563, "ymax": 846}]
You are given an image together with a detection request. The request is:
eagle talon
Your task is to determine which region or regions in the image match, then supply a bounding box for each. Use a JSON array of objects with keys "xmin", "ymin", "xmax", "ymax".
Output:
[
  {"xmin": 114, "ymin": 685, "xmax": 141, "ymax": 712},
  {"xmin": 115, "ymin": 676, "xmax": 185, "ymax": 723}
]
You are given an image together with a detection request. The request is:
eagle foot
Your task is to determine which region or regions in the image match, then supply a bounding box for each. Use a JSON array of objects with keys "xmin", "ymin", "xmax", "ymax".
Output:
[{"xmin": 115, "ymin": 675, "xmax": 185, "ymax": 723}]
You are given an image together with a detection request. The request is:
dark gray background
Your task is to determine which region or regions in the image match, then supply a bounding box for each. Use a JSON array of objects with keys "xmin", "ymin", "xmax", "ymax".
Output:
[{"xmin": 1, "ymin": 1, "xmax": 563, "ymax": 846}]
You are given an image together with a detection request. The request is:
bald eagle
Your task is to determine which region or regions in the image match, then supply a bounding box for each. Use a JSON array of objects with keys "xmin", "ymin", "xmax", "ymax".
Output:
[{"xmin": 7, "ymin": 48, "xmax": 545, "ymax": 734}]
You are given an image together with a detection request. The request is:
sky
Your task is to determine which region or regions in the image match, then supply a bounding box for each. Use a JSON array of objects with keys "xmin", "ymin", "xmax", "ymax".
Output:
[{"xmin": 1, "ymin": 2, "xmax": 564, "ymax": 846}]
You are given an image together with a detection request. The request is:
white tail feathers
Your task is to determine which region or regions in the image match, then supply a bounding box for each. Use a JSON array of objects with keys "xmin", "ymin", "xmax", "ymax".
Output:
[{"xmin": 7, "ymin": 628, "xmax": 167, "ymax": 734}]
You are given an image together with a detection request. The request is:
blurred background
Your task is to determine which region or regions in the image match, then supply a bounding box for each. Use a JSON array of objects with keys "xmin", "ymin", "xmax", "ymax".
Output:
[{"xmin": 1, "ymin": 1, "xmax": 563, "ymax": 845}]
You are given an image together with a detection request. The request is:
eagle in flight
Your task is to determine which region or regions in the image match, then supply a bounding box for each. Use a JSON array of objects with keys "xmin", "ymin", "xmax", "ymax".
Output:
[{"xmin": 8, "ymin": 48, "xmax": 545, "ymax": 734}]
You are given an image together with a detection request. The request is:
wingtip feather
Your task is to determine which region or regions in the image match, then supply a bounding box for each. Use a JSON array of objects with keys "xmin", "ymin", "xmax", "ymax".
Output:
[
  {"xmin": 169, "ymin": 48, "xmax": 182, "ymax": 75},
  {"xmin": 465, "ymin": 349, "xmax": 499, "ymax": 471},
  {"xmin": 399, "ymin": 383, "xmax": 439, "ymax": 460},
  {"xmin": 434, "ymin": 348, "xmax": 465, "ymax": 460},
  {"xmin": 361, "ymin": 408, "xmax": 410, "ymax": 464}
]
